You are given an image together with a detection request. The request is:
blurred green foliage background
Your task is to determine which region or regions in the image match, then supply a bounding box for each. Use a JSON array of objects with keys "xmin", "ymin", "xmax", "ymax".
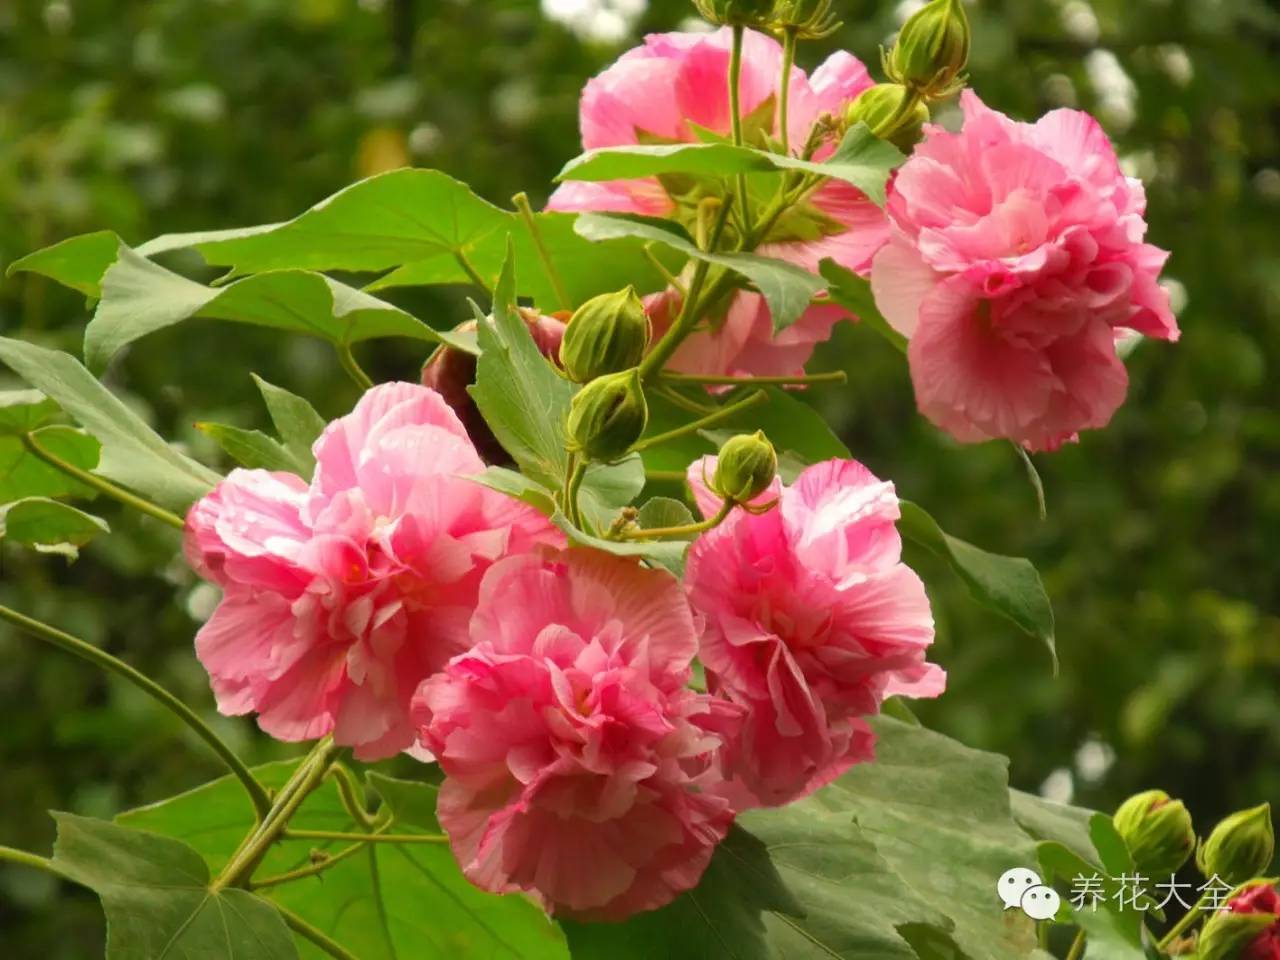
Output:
[{"xmin": 0, "ymin": 0, "xmax": 1276, "ymax": 953}]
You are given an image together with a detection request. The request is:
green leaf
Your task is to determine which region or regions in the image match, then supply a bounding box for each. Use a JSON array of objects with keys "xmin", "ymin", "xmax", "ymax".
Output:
[
  {"xmin": 1010, "ymin": 790, "xmax": 1101, "ymax": 869},
  {"xmin": 820, "ymin": 259, "xmax": 908, "ymax": 354},
  {"xmin": 368, "ymin": 210, "xmax": 670, "ymax": 309},
  {"xmin": 897, "ymin": 501, "xmax": 1058, "ymax": 668},
  {"xmin": 550, "ymin": 511, "xmax": 690, "ymax": 576},
  {"xmin": 575, "ymin": 213, "xmax": 824, "ymax": 333},
  {"xmin": 0, "ymin": 497, "xmax": 108, "ymax": 558},
  {"xmin": 1037, "ymin": 841, "xmax": 1147, "ymax": 960},
  {"xmin": 640, "ymin": 387, "xmax": 847, "ymax": 481},
  {"xmin": 636, "ymin": 496, "xmax": 695, "ymax": 530},
  {"xmin": 468, "ymin": 467, "xmax": 558, "ymax": 515},
  {"xmin": 119, "ymin": 761, "xmax": 569, "ymax": 960},
  {"xmin": 0, "ymin": 339, "xmax": 221, "ymax": 511},
  {"xmin": 50, "ymin": 812, "xmax": 298, "ymax": 960},
  {"xmin": 562, "ymin": 825, "xmax": 808, "ymax": 960},
  {"xmin": 568, "ymin": 718, "xmax": 1052, "ymax": 960},
  {"xmin": 86, "ymin": 246, "xmax": 452, "ymax": 371},
  {"xmin": 558, "ymin": 124, "xmax": 904, "ymax": 206},
  {"xmin": 0, "ymin": 390, "xmax": 60, "ymax": 435},
  {"xmin": 0, "ymin": 425, "xmax": 101, "ymax": 503},
  {"xmin": 196, "ymin": 421, "xmax": 306, "ymax": 473},
  {"xmin": 7, "ymin": 231, "xmax": 123, "ymax": 297},
  {"xmin": 252, "ymin": 376, "xmax": 326, "ymax": 473},
  {"xmin": 469, "ymin": 244, "xmax": 575, "ymax": 488},
  {"xmin": 577, "ymin": 453, "xmax": 645, "ymax": 533}
]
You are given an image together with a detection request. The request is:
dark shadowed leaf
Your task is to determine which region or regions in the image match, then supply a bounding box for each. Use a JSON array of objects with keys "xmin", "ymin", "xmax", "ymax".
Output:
[{"xmin": 50, "ymin": 812, "xmax": 298, "ymax": 960}]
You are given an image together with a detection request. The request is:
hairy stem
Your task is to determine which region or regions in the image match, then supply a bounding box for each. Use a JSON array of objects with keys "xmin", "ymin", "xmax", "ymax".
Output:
[
  {"xmin": 213, "ymin": 738, "xmax": 340, "ymax": 891},
  {"xmin": 276, "ymin": 903, "xmax": 361, "ymax": 960},
  {"xmin": 639, "ymin": 198, "xmax": 734, "ymax": 380},
  {"xmin": 658, "ymin": 370, "xmax": 846, "ymax": 387},
  {"xmin": 619, "ymin": 500, "xmax": 733, "ymax": 541},
  {"xmin": 0, "ymin": 845, "xmax": 61, "ymax": 877},
  {"xmin": 779, "ymin": 29, "xmax": 798, "ymax": 154},
  {"xmin": 336, "ymin": 343, "xmax": 374, "ymax": 391},
  {"xmin": 21, "ymin": 433, "xmax": 185, "ymax": 531},
  {"xmin": 327, "ymin": 762, "xmax": 376, "ymax": 830},
  {"xmin": 632, "ymin": 389, "xmax": 768, "ymax": 453},
  {"xmin": 513, "ymin": 192, "xmax": 571, "ymax": 310},
  {"xmin": 283, "ymin": 829, "xmax": 448, "ymax": 844},
  {"xmin": 565, "ymin": 457, "xmax": 588, "ymax": 531},
  {"xmin": 729, "ymin": 25, "xmax": 753, "ymax": 235},
  {"xmin": 0, "ymin": 603, "xmax": 271, "ymax": 821}
]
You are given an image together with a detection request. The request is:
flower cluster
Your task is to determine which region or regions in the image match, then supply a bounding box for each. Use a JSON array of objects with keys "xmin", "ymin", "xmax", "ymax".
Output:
[{"xmin": 182, "ymin": 19, "xmax": 1177, "ymax": 924}]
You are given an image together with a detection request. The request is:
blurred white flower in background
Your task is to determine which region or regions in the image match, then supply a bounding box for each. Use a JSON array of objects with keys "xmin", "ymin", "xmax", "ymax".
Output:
[{"xmin": 541, "ymin": 0, "xmax": 648, "ymax": 43}]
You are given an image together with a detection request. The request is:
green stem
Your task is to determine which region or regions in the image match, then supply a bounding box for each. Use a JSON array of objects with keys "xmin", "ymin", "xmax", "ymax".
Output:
[
  {"xmin": 1157, "ymin": 892, "xmax": 1212, "ymax": 951},
  {"xmin": 1065, "ymin": 929, "xmax": 1085, "ymax": 960},
  {"xmin": 639, "ymin": 198, "xmax": 733, "ymax": 380},
  {"xmin": 619, "ymin": 500, "xmax": 733, "ymax": 541},
  {"xmin": 643, "ymin": 243, "xmax": 688, "ymax": 298},
  {"xmin": 284, "ymin": 829, "xmax": 448, "ymax": 844},
  {"xmin": 565, "ymin": 456, "xmax": 588, "ymax": 530},
  {"xmin": 454, "ymin": 251, "xmax": 493, "ymax": 296},
  {"xmin": 632, "ymin": 389, "xmax": 768, "ymax": 453},
  {"xmin": 513, "ymin": 192, "xmax": 570, "ymax": 311},
  {"xmin": 779, "ymin": 28, "xmax": 798, "ymax": 154},
  {"xmin": 0, "ymin": 845, "xmax": 61, "ymax": 877},
  {"xmin": 645, "ymin": 469, "xmax": 688, "ymax": 483},
  {"xmin": 0, "ymin": 603, "xmax": 271, "ymax": 821},
  {"xmin": 336, "ymin": 343, "xmax": 374, "ymax": 391},
  {"xmin": 213, "ymin": 738, "xmax": 339, "ymax": 891},
  {"xmin": 729, "ymin": 25, "xmax": 752, "ymax": 235},
  {"xmin": 276, "ymin": 903, "xmax": 361, "ymax": 960},
  {"xmin": 327, "ymin": 762, "xmax": 376, "ymax": 830},
  {"xmin": 658, "ymin": 370, "xmax": 846, "ymax": 387},
  {"xmin": 21, "ymin": 433, "xmax": 185, "ymax": 531},
  {"xmin": 873, "ymin": 87, "xmax": 921, "ymax": 141},
  {"xmin": 250, "ymin": 834, "xmax": 378, "ymax": 890}
]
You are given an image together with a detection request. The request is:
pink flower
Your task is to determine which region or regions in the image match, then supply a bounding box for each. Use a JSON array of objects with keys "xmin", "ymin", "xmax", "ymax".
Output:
[
  {"xmin": 684, "ymin": 457, "xmax": 943, "ymax": 809},
  {"xmin": 871, "ymin": 91, "xmax": 1179, "ymax": 451},
  {"xmin": 549, "ymin": 28, "xmax": 889, "ymax": 380},
  {"xmin": 1225, "ymin": 884, "xmax": 1280, "ymax": 960},
  {"xmin": 185, "ymin": 383, "xmax": 560, "ymax": 760},
  {"xmin": 412, "ymin": 548, "xmax": 740, "ymax": 920}
]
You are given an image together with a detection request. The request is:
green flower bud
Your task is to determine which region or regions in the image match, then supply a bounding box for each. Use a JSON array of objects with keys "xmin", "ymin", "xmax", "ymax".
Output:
[
  {"xmin": 770, "ymin": 0, "xmax": 841, "ymax": 40},
  {"xmin": 691, "ymin": 0, "xmax": 774, "ymax": 28},
  {"xmin": 1113, "ymin": 790, "xmax": 1196, "ymax": 878},
  {"xmin": 713, "ymin": 431, "xmax": 778, "ymax": 503},
  {"xmin": 845, "ymin": 83, "xmax": 931, "ymax": 151},
  {"xmin": 887, "ymin": 0, "xmax": 971, "ymax": 100},
  {"xmin": 1198, "ymin": 805, "xmax": 1276, "ymax": 886},
  {"xmin": 559, "ymin": 287, "xmax": 651, "ymax": 384},
  {"xmin": 1198, "ymin": 887, "xmax": 1278, "ymax": 960},
  {"xmin": 566, "ymin": 369, "xmax": 649, "ymax": 463}
]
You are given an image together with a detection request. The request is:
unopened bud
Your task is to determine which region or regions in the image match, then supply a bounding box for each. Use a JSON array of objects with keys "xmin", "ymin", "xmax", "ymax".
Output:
[
  {"xmin": 771, "ymin": 0, "xmax": 841, "ymax": 40},
  {"xmin": 691, "ymin": 0, "xmax": 774, "ymax": 28},
  {"xmin": 886, "ymin": 0, "xmax": 971, "ymax": 100},
  {"xmin": 713, "ymin": 431, "xmax": 778, "ymax": 503},
  {"xmin": 566, "ymin": 369, "xmax": 648, "ymax": 463},
  {"xmin": 559, "ymin": 287, "xmax": 651, "ymax": 384},
  {"xmin": 1198, "ymin": 805, "xmax": 1275, "ymax": 886},
  {"xmin": 1113, "ymin": 790, "xmax": 1195, "ymax": 878},
  {"xmin": 845, "ymin": 83, "xmax": 930, "ymax": 151},
  {"xmin": 1198, "ymin": 883, "xmax": 1280, "ymax": 960}
]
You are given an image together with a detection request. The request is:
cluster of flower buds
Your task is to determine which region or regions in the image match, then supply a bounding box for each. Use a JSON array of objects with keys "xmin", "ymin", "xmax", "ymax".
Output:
[
  {"xmin": 691, "ymin": 0, "xmax": 840, "ymax": 39},
  {"xmin": 560, "ymin": 288, "xmax": 653, "ymax": 463},
  {"xmin": 883, "ymin": 0, "xmax": 971, "ymax": 101}
]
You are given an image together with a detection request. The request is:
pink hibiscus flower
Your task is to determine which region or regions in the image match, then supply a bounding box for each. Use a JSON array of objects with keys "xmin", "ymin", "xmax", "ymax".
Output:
[
  {"xmin": 871, "ymin": 90, "xmax": 1179, "ymax": 451},
  {"xmin": 549, "ymin": 28, "xmax": 889, "ymax": 380},
  {"xmin": 684, "ymin": 456, "xmax": 944, "ymax": 809},
  {"xmin": 412, "ymin": 548, "xmax": 741, "ymax": 920},
  {"xmin": 1225, "ymin": 883, "xmax": 1280, "ymax": 960},
  {"xmin": 185, "ymin": 383, "xmax": 559, "ymax": 760}
]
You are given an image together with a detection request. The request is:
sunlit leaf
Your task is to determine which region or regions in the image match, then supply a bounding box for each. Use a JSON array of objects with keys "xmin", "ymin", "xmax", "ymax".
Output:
[{"xmin": 0, "ymin": 497, "xmax": 108, "ymax": 558}]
